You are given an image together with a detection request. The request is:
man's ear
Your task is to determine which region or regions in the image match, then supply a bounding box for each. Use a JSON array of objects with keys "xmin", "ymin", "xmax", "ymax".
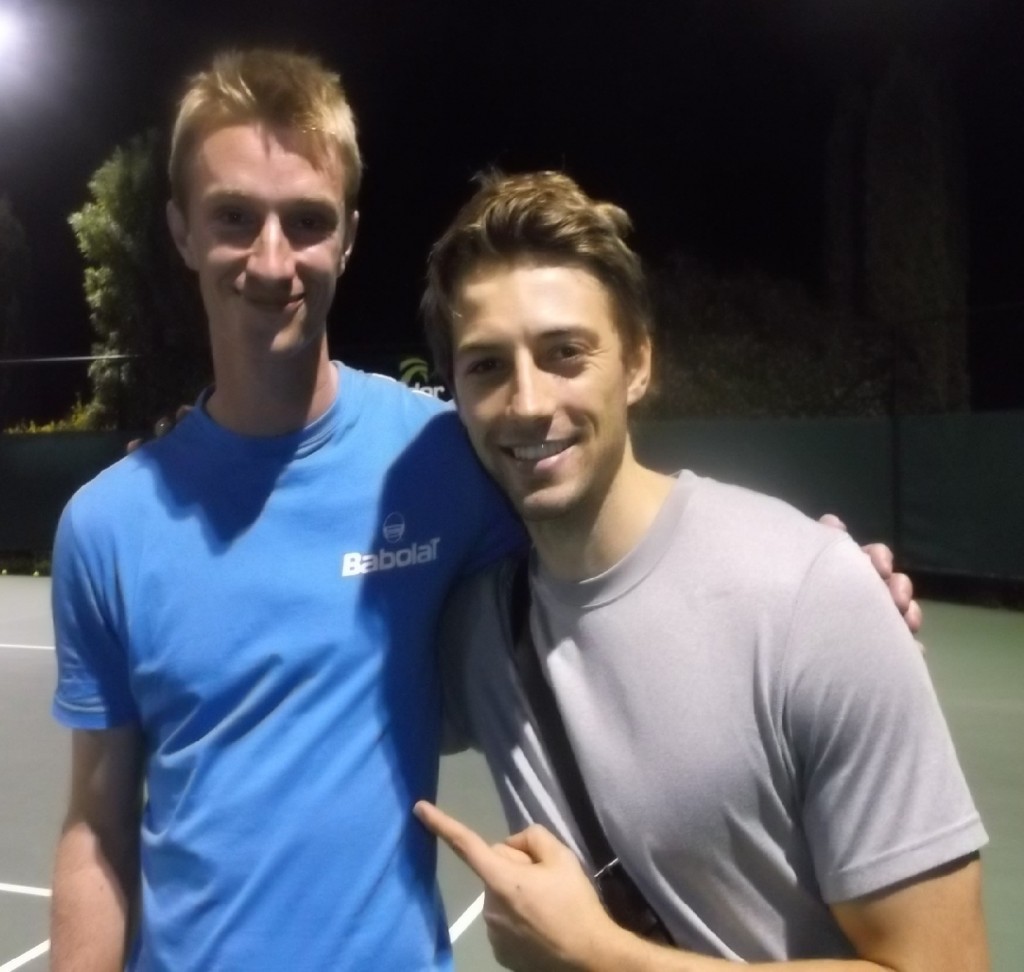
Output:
[
  {"xmin": 167, "ymin": 201, "xmax": 198, "ymax": 271},
  {"xmin": 625, "ymin": 334, "xmax": 653, "ymax": 406},
  {"xmin": 337, "ymin": 210, "xmax": 359, "ymax": 277}
]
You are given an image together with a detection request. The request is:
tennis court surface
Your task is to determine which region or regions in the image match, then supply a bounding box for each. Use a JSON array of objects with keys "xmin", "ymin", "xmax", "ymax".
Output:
[{"xmin": 2, "ymin": 577, "xmax": 1021, "ymax": 970}]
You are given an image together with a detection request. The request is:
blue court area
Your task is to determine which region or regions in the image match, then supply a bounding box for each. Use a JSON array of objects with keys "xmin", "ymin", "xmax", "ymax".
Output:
[{"xmin": 1, "ymin": 577, "xmax": 1021, "ymax": 970}]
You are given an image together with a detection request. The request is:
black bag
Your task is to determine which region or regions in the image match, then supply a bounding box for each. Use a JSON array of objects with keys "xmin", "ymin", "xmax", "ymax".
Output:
[
  {"xmin": 594, "ymin": 857, "xmax": 674, "ymax": 945},
  {"xmin": 508, "ymin": 558, "xmax": 674, "ymax": 946}
]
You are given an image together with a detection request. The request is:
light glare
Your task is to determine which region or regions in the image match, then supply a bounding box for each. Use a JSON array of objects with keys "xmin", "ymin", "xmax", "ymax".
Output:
[{"xmin": 0, "ymin": 10, "xmax": 23, "ymax": 55}]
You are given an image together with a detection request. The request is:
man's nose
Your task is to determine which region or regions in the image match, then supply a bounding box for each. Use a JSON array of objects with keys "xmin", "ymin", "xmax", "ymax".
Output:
[
  {"xmin": 508, "ymin": 357, "xmax": 553, "ymax": 419},
  {"xmin": 247, "ymin": 217, "xmax": 294, "ymax": 281}
]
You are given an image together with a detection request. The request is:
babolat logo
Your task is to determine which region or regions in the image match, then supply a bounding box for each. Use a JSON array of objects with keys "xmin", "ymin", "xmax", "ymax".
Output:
[
  {"xmin": 382, "ymin": 512, "xmax": 405, "ymax": 543},
  {"xmin": 399, "ymin": 356, "xmax": 448, "ymax": 399},
  {"xmin": 341, "ymin": 512, "xmax": 441, "ymax": 577}
]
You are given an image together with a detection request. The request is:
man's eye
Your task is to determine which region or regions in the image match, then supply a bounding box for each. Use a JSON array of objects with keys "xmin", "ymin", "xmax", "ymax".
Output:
[
  {"xmin": 214, "ymin": 208, "xmax": 253, "ymax": 228},
  {"xmin": 552, "ymin": 344, "xmax": 585, "ymax": 363},
  {"xmin": 464, "ymin": 358, "xmax": 501, "ymax": 377},
  {"xmin": 289, "ymin": 212, "xmax": 336, "ymax": 236}
]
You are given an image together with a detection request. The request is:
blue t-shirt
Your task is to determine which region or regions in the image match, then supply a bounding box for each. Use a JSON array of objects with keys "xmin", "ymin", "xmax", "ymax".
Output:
[{"xmin": 52, "ymin": 365, "xmax": 523, "ymax": 971}]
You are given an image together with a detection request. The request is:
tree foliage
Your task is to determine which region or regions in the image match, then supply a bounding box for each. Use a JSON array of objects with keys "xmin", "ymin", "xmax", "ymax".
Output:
[
  {"xmin": 649, "ymin": 256, "xmax": 889, "ymax": 419},
  {"xmin": 68, "ymin": 129, "xmax": 208, "ymax": 430},
  {"xmin": 0, "ymin": 195, "xmax": 31, "ymax": 428},
  {"xmin": 649, "ymin": 49, "xmax": 968, "ymax": 420},
  {"xmin": 824, "ymin": 84, "xmax": 869, "ymax": 317},
  {"xmin": 863, "ymin": 51, "xmax": 969, "ymax": 413}
]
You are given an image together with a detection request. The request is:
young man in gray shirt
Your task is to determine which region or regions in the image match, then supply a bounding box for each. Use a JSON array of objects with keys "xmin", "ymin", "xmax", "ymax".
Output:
[{"xmin": 415, "ymin": 171, "xmax": 988, "ymax": 970}]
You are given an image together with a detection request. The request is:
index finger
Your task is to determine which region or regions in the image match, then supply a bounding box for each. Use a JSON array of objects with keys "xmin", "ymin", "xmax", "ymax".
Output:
[{"xmin": 413, "ymin": 800, "xmax": 506, "ymax": 886}]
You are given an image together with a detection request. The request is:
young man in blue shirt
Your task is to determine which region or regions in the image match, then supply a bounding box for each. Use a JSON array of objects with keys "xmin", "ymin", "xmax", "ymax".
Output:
[{"xmin": 49, "ymin": 49, "xmax": 521, "ymax": 971}]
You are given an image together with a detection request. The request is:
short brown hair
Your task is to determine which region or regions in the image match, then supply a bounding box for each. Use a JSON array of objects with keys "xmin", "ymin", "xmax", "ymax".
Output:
[
  {"xmin": 422, "ymin": 170, "xmax": 652, "ymax": 387},
  {"xmin": 169, "ymin": 48, "xmax": 362, "ymax": 212}
]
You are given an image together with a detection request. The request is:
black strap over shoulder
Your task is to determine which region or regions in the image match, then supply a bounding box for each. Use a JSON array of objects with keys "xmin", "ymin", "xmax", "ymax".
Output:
[
  {"xmin": 508, "ymin": 556, "xmax": 616, "ymax": 868},
  {"xmin": 507, "ymin": 556, "xmax": 673, "ymax": 945}
]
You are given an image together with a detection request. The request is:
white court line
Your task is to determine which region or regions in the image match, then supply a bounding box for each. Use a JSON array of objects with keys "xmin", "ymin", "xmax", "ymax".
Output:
[
  {"xmin": 0, "ymin": 940, "xmax": 50, "ymax": 972},
  {"xmin": 0, "ymin": 643, "xmax": 52, "ymax": 652},
  {"xmin": 0, "ymin": 884, "xmax": 51, "ymax": 898},
  {"xmin": 0, "ymin": 705, "xmax": 483, "ymax": 944},
  {"xmin": 448, "ymin": 891, "xmax": 484, "ymax": 944},
  {"xmin": 0, "ymin": 899, "xmax": 483, "ymax": 972}
]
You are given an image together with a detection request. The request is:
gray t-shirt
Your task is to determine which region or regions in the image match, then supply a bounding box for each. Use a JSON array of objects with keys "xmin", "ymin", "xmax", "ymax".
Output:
[{"xmin": 440, "ymin": 472, "xmax": 986, "ymax": 961}]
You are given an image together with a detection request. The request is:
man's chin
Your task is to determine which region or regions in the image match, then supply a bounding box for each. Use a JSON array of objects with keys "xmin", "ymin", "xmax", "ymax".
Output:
[
  {"xmin": 258, "ymin": 320, "xmax": 329, "ymax": 357},
  {"xmin": 512, "ymin": 488, "xmax": 576, "ymax": 524}
]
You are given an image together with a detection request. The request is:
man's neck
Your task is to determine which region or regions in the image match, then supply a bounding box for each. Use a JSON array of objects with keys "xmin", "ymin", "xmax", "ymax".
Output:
[
  {"xmin": 206, "ymin": 341, "xmax": 338, "ymax": 437},
  {"xmin": 528, "ymin": 454, "xmax": 675, "ymax": 582}
]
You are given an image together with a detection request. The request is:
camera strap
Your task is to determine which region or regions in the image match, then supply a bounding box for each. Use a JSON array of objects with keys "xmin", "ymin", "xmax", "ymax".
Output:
[
  {"xmin": 507, "ymin": 555, "xmax": 673, "ymax": 944},
  {"xmin": 507, "ymin": 555, "xmax": 617, "ymax": 869}
]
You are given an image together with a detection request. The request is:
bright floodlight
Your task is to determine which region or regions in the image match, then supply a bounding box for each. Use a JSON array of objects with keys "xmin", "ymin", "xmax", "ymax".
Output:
[{"xmin": 0, "ymin": 9, "xmax": 23, "ymax": 55}]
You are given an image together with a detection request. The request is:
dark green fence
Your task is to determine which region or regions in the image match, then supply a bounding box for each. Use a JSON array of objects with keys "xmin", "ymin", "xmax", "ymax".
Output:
[
  {"xmin": 0, "ymin": 432, "xmax": 132, "ymax": 554},
  {"xmin": 633, "ymin": 412, "xmax": 1024, "ymax": 581},
  {"xmin": 897, "ymin": 413, "xmax": 1024, "ymax": 580},
  {"xmin": 633, "ymin": 416, "xmax": 897, "ymax": 545},
  {"xmin": 2, "ymin": 413, "xmax": 1022, "ymax": 579}
]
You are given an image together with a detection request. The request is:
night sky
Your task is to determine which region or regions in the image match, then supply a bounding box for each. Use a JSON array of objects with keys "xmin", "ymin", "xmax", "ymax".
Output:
[{"xmin": 1, "ymin": 0, "xmax": 1021, "ymax": 417}]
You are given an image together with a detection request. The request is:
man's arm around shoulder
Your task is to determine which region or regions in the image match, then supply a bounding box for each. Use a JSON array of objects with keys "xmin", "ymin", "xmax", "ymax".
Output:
[
  {"xmin": 51, "ymin": 725, "xmax": 144, "ymax": 972},
  {"xmin": 415, "ymin": 809, "xmax": 988, "ymax": 972},
  {"xmin": 581, "ymin": 853, "xmax": 987, "ymax": 972}
]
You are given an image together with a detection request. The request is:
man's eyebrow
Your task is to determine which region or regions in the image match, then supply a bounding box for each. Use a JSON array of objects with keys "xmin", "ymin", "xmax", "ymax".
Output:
[
  {"xmin": 454, "ymin": 338, "xmax": 503, "ymax": 356},
  {"xmin": 200, "ymin": 189, "xmax": 253, "ymax": 204},
  {"xmin": 454, "ymin": 325, "xmax": 597, "ymax": 355},
  {"xmin": 528, "ymin": 324, "xmax": 601, "ymax": 345},
  {"xmin": 538, "ymin": 324, "xmax": 596, "ymax": 339},
  {"xmin": 199, "ymin": 189, "xmax": 340, "ymax": 210}
]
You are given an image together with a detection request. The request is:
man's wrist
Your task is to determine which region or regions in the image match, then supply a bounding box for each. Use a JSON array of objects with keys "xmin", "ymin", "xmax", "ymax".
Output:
[
  {"xmin": 580, "ymin": 923, "xmax": 721, "ymax": 972},
  {"xmin": 577, "ymin": 919, "xmax": 681, "ymax": 972}
]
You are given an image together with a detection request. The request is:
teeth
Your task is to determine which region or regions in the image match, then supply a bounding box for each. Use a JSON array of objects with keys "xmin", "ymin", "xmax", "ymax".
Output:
[{"xmin": 511, "ymin": 441, "xmax": 570, "ymax": 461}]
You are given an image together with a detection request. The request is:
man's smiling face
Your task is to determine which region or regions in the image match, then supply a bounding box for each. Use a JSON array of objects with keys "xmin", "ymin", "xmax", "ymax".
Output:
[
  {"xmin": 168, "ymin": 122, "xmax": 355, "ymax": 363},
  {"xmin": 451, "ymin": 260, "xmax": 650, "ymax": 527}
]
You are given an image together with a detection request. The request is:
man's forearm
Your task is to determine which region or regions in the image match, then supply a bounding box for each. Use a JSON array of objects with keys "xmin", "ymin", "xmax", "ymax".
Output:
[
  {"xmin": 581, "ymin": 922, "xmax": 891, "ymax": 972},
  {"xmin": 51, "ymin": 822, "xmax": 136, "ymax": 972}
]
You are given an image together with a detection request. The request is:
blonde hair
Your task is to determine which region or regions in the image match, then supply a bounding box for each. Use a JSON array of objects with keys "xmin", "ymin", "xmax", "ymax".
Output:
[
  {"xmin": 422, "ymin": 170, "xmax": 651, "ymax": 386},
  {"xmin": 169, "ymin": 48, "xmax": 362, "ymax": 212}
]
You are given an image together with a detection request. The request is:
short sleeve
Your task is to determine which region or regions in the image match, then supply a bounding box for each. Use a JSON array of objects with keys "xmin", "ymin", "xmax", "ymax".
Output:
[
  {"xmin": 458, "ymin": 474, "xmax": 526, "ymax": 579},
  {"xmin": 51, "ymin": 502, "xmax": 138, "ymax": 729},
  {"xmin": 437, "ymin": 559, "xmax": 520, "ymax": 755},
  {"xmin": 784, "ymin": 538, "xmax": 987, "ymax": 902}
]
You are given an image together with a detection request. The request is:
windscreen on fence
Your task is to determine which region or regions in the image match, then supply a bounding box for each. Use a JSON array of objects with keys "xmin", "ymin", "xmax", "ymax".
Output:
[{"xmin": 2, "ymin": 413, "xmax": 1022, "ymax": 581}]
